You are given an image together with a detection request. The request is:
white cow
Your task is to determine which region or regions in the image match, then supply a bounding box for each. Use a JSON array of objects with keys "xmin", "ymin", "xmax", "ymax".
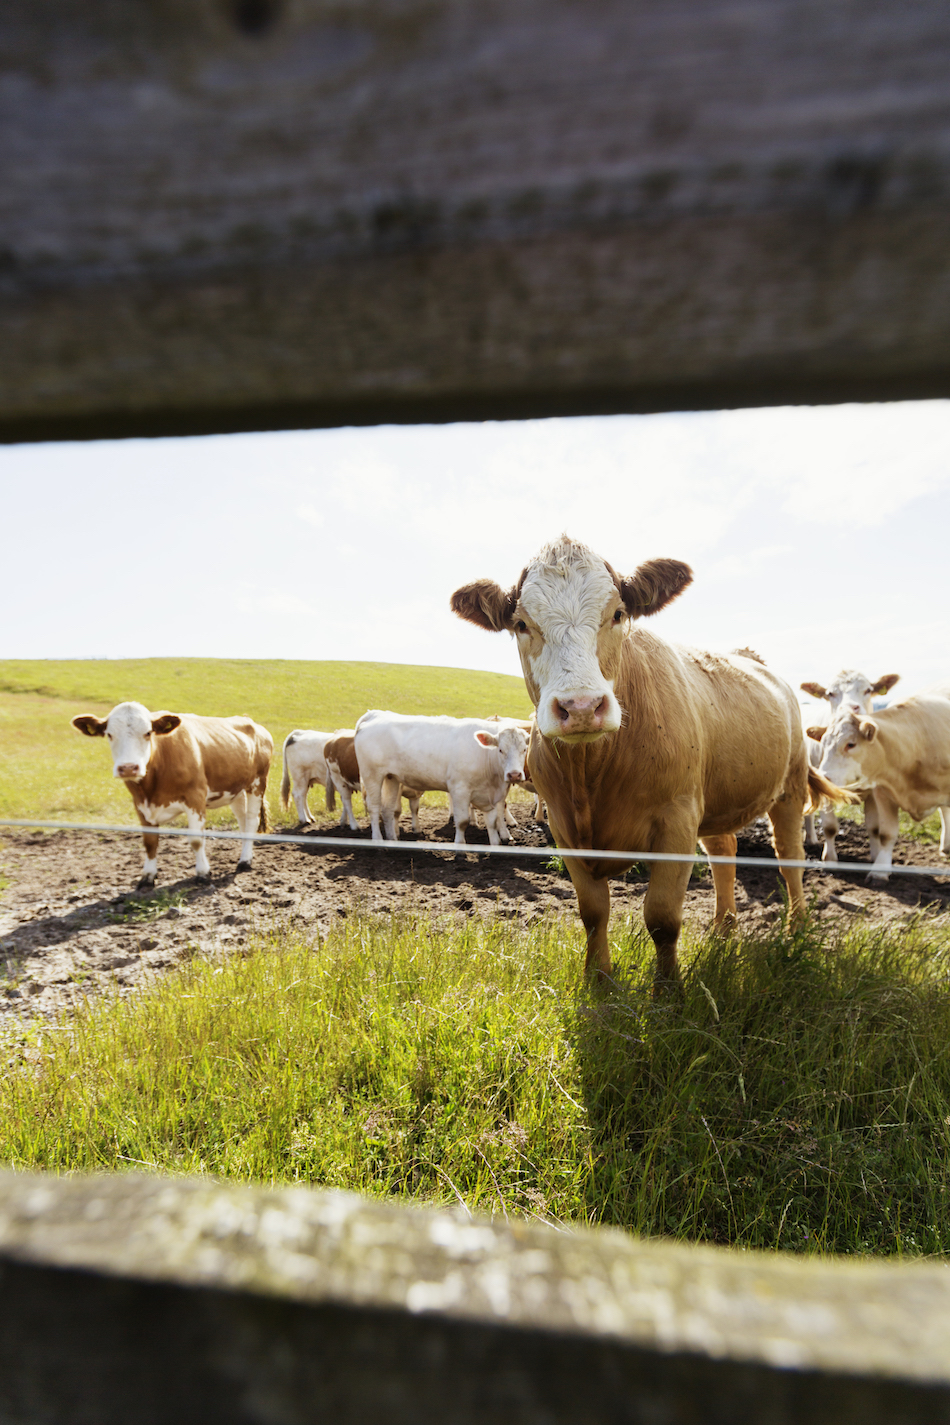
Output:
[
  {"xmin": 801, "ymin": 669, "xmax": 900, "ymax": 856},
  {"xmin": 817, "ymin": 685, "xmax": 950, "ymax": 880},
  {"xmin": 354, "ymin": 711, "xmax": 530, "ymax": 844},
  {"xmin": 280, "ymin": 729, "xmax": 336, "ymax": 825}
]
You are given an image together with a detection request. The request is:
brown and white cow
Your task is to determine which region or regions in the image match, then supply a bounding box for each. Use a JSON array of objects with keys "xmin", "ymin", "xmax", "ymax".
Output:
[
  {"xmin": 816, "ymin": 685, "xmax": 950, "ymax": 880},
  {"xmin": 451, "ymin": 536, "xmax": 849, "ymax": 987},
  {"xmin": 323, "ymin": 731, "xmax": 423, "ymax": 833},
  {"xmin": 800, "ymin": 669, "xmax": 900, "ymax": 854},
  {"xmin": 72, "ymin": 701, "xmax": 272, "ymax": 887}
]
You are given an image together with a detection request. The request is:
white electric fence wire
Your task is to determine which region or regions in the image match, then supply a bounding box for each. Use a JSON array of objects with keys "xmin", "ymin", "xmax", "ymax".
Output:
[{"xmin": 1, "ymin": 819, "xmax": 948, "ymax": 879}]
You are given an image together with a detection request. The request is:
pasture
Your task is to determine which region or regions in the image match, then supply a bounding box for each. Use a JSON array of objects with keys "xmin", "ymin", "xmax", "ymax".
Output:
[
  {"xmin": 0, "ymin": 657, "xmax": 532, "ymax": 825},
  {"xmin": 2, "ymin": 658, "xmax": 950, "ymax": 1258}
]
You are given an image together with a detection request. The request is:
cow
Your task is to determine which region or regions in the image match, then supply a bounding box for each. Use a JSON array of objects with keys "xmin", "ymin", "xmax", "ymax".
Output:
[
  {"xmin": 280, "ymin": 729, "xmax": 335, "ymax": 825},
  {"xmin": 321, "ymin": 730, "xmax": 426, "ymax": 834},
  {"xmin": 800, "ymin": 669, "xmax": 900, "ymax": 856},
  {"xmin": 354, "ymin": 711, "xmax": 530, "ymax": 845},
  {"xmin": 484, "ymin": 715, "xmax": 546, "ymax": 823},
  {"xmin": 71, "ymin": 701, "xmax": 272, "ymax": 887},
  {"xmin": 816, "ymin": 686, "xmax": 950, "ymax": 880},
  {"xmin": 451, "ymin": 535, "xmax": 850, "ymax": 988}
]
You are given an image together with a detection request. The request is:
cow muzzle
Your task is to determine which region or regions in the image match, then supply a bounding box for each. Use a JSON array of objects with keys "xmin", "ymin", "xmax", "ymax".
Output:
[
  {"xmin": 551, "ymin": 694, "xmax": 612, "ymax": 737},
  {"xmin": 506, "ymin": 769, "xmax": 525, "ymax": 783},
  {"xmin": 115, "ymin": 763, "xmax": 145, "ymax": 780}
]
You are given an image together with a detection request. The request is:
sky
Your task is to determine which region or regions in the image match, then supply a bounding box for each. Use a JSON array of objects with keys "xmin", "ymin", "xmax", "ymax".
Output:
[{"xmin": 3, "ymin": 399, "xmax": 948, "ymax": 715}]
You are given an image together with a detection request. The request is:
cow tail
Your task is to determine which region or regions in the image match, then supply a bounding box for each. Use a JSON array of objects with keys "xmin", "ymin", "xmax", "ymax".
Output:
[
  {"xmin": 325, "ymin": 773, "xmax": 337, "ymax": 811},
  {"xmin": 280, "ymin": 762, "xmax": 291, "ymax": 809},
  {"xmin": 258, "ymin": 797, "xmax": 270, "ymax": 833},
  {"xmin": 805, "ymin": 767, "xmax": 860, "ymax": 815}
]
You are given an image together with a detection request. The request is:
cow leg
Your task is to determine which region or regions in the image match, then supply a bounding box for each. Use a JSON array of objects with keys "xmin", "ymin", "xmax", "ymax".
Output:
[
  {"xmin": 866, "ymin": 788, "xmax": 900, "ymax": 882},
  {"xmin": 643, "ymin": 857, "xmax": 694, "ymax": 989},
  {"xmin": 483, "ymin": 800, "xmax": 510, "ymax": 846},
  {"xmin": 187, "ymin": 809, "xmax": 211, "ymax": 880},
  {"xmin": 766, "ymin": 799, "xmax": 807, "ymax": 921},
  {"xmin": 448, "ymin": 783, "xmax": 472, "ymax": 846},
  {"xmin": 699, "ymin": 833, "xmax": 738, "ymax": 927},
  {"xmin": 363, "ymin": 775, "xmax": 385, "ymax": 841},
  {"xmin": 803, "ymin": 811, "xmax": 816, "ymax": 845},
  {"xmin": 293, "ymin": 780, "xmax": 312, "ymax": 826},
  {"xmin": 233, "ymin": 789, "xmax": 262, "ymax": 870},
  {"xmin": 504, "ymin": 795, "xmax": 517, "ymax": 829},
  {"xmin": 864, "ymin": 789, "xmax": 882, "ymax": 863},
  {"xmin": 406, "ymin": 791, "xmax": 422, "ymax": 832},
  {"xmin": 139, "ymin": 830, "xmax": 160, "ymax": 889},
  {"xmin": 338, "ymin": 784, "xmax": 358, "ymax": 832},
  {"xmin": 563, "ymin": 855, "xmax": 613, "ymax": 980},
  {"xmin": 820, "ymin": 805, "xmax": 840, "ymax": 862},
  {"xmin": 940, "ymin": 807, "xmax": 950, "ymax": 858},
  {"xmin": 381, "ymin": 775, "xmax": 402, "ymax": 841}
]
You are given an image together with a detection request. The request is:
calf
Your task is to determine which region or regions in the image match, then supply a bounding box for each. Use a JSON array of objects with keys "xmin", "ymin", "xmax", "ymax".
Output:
[
  {"xmin": 817, "ymin": 686, "xmax": 950, "ymax": 880},
  {"xmin": 354, "ymin": 711, "xmax": 530, "ymax": 844},
  {"xmin": 800, "ymin": 669, "xmax": 900, "ymax": 857},
  {"xmin": 451, "ymin": 536, "xmax": 850, "ymax": 987},
  {"xmin": 280, "ymin": 729, "xmax": 334, "ymax": 825},
  {"xmin": 72, "ymin": 702, "xmax": 272, "ymax": 886}
]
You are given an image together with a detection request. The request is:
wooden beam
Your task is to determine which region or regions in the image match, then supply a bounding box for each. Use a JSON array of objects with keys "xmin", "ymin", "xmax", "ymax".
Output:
[{"xmin": 2, "ymin": 1, "xmax": 950, "ymax": 439}]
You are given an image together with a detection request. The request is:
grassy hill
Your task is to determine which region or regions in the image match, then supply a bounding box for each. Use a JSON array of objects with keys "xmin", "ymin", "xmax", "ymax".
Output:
[{"xmin": 0, "ymin": 658, "xmax": 533, "ymax": 824}]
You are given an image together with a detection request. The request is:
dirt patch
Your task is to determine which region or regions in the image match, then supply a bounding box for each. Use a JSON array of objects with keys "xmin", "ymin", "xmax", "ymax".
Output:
[{"xmin": 1, "ymin": 810, "xmax": 948, "ymax": 1027}]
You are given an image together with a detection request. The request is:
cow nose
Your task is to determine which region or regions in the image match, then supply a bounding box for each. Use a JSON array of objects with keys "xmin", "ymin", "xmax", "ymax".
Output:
[
  {"xmin": 507, "ymin": 770, "xmax": 525, "ymax": 782},
  {"xmin": 553, "ymin": 695, "xmax": 609, "ymax": 730},
  {"xmin": 115, "ymin": 763, "xmax": 141, "ymax": 779}
]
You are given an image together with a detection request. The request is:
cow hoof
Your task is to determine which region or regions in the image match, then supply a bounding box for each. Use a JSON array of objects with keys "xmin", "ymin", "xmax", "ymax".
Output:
[
  {"xmin": 136, "ymin": 876, "xmax": 156, "ymax": 891},
  {"xmin": 235, "ymin": 860, "xmax": 253, "ymax": 874},
  {"xmin": 195, "ymin": 873, "xmax": 212, "ymax": 885},
  {"xmin": 865, "ymin": 871, "xmax": 889, "ymax": 885}
]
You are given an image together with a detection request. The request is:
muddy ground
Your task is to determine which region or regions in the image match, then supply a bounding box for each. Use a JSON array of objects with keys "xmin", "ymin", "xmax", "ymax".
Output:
[{"xmin": 1, "ymin": 806, "xmax": 949, "ymax": 1029}]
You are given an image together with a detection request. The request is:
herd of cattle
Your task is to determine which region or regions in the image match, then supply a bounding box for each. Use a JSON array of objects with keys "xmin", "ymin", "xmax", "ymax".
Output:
[{"xmin": 71, "ymin": 536, "xmax": 950, "ymax": 987}]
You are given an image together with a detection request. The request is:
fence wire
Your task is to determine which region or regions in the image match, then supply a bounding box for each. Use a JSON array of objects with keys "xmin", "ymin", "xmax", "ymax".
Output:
[{"xmin": 1, "ymin": 818, "xmax": 948, "ymax": 879}]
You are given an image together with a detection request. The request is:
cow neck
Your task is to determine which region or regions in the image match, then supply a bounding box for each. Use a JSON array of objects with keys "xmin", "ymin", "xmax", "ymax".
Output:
[{"xmin": 536, "ymin": 738, "xmax": 611, "ymax": 851}]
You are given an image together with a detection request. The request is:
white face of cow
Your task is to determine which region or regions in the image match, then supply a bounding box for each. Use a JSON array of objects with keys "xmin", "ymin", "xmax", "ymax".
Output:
[
  {"xmin": 516, "ymin": 548, "xmax": 625, "ymax": 741},
  {"xmin": 450, "ymin": 537, "xmax": 693, "ymax": 745},
  {"xmin": 801, "ymin": 670, "xmax": 900, "ymax": 720},
  {"xmin": 71, "ymin": 701, "xmax": 181, "ymax": 781},
  {"xmin": 474, "ymin": 724, "xmax": 531, "ymax": 781},
  {"xmin": 817, "ymin": 712, "xmax": 878, "ymax": 790}
]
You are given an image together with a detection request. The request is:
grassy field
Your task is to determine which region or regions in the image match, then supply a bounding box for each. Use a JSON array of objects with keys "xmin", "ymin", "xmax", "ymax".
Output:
[
  {"xmin": 0, "ymin": 658, "xmax": 532, "ymax": 825},
  {"xmin": 3, "ymin": 911, "xmax": 950, "ymax": 1256}
]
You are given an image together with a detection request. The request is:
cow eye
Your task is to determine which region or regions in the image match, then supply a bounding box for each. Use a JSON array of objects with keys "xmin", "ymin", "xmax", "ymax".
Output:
[
  {"xmin": 613, "ymin": 608, "xmax": 624, "ymax": 623},
  {"xmin": 516, "ymin": 620, "xmax": 527, "ymax": 633},
  {"xmin": 845, "ymin": 741, "xmax": 856, "ymax": 751}
]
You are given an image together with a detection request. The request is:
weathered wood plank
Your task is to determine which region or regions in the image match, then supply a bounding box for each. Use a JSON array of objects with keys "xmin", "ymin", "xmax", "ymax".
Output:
[
  {"xmin": 2, "ymin": 1, "xmax": 950, "ymax": 438},
  {"xmin": 3, "ymin": 1172, "xmax": 950, "ymax": 1422}
]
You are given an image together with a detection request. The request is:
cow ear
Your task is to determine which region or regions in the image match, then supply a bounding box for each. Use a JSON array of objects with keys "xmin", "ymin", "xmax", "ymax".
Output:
[
  {"xmin": 72, "ymin": 714, "xmax": 108, "ymax": 737},
  {"xmin": 474, "ymin": 729, "xmax": 499, "ymax": 747},
  {"xmin": 858, "ymin": 719, "xmax": 878, "ymax": 742},
  {"xmin": 450, "ymin": 580, "xmax": 519, "ymax": 632},
  {"xmin": 871, "ymin": 673, "xmax": 900, "ymax": 696},
  {"xmin": 620, "ymin": 559, "xmax": 692, "ymax": 618},
  {"xmin": 806, "ymin": 725, "xmax": 827, "ymax": 742},
  {"xmin": 800, "ymin": 682, "xmax": 828, "ymax": 700},
  {"xmin": 151, "ymin": 714, "xmax": 181, "ymax": 736}
]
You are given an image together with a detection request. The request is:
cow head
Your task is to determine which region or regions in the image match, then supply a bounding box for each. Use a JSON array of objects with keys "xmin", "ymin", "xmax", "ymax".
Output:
[
  {"xmin": 816, "ymin": 712, "xmax": 879, "ymax": 789},
  {"xmin": 451, "ymin": 537, "xmax": 692, "ymax": 742},
  {"xmin": 474, "ymin": 723, "xmax": 531, "ymax": 781},
  {"xmin": 72, "ymin": 701, "xmax": 181, "ymax": 781},
  {"xmin": 801, "ymin": 670, "xmax": 900, "ymax": 719}
]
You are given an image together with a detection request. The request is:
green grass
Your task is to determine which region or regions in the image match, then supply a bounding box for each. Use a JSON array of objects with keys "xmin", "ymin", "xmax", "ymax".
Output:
[
  {"xmin": 0, "ymin": 658, "xmax": 532, "ymax": 825},
  {"xmin": 4, "ymin": 912, "xmax": 950, "ymax": 1256}
]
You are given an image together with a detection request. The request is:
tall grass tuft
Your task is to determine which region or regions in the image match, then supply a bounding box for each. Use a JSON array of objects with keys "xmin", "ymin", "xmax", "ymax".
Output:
[{"xmin": 3, "ymin": 911, "xmax": 950, "ymax": 1255}]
